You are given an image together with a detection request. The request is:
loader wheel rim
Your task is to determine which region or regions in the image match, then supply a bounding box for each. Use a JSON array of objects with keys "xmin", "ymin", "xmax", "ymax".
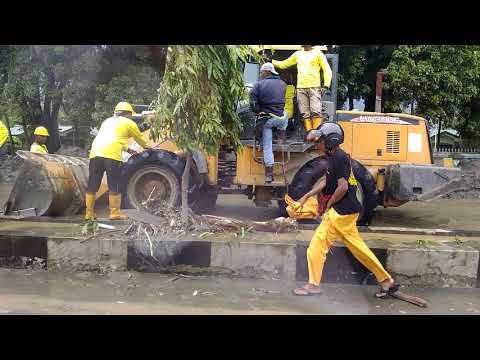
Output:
[{"xmin": 126, "ymin": 166, "xmax": 179, "ymax": 210}]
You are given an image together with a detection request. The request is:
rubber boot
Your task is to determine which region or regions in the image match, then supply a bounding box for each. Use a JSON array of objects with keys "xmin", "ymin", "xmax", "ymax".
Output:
[
  {"xmin": 84, "ymin": 192, "xmax": 97, "ymax": 221},
  {"xmin": 265, "ymin": 166, "xmax": 274, "ymax": 184},
  {"xmin": 311, "ymin": 116, "xmax": 323, "ymax": 130},
  {"xmin": 304, "ymin": 118, "xmax": 313, "ymax": 132},
  {"xmin": 276, "ymin": 130, "xmax": 287, "ymax": 145},
  {"xmin": 303, "ymin": 118, "xmax": 313, "ymax": 141},
  {"xmin": 109, "ymin": 193, "xmax": 128, "ymax": 220}
]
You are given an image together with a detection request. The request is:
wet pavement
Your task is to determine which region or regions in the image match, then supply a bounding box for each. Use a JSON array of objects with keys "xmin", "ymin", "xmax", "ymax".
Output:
[
  {"xmin": 213, "ymin": 195, "xmax": 480, "ymax": 231},
  {"xmin": 0, "ymin": 269, "xmax": 479, "ymax": 315},
  {"xmin": 1, "ymin": 181, "xmax": 479, "ymax": 231}
]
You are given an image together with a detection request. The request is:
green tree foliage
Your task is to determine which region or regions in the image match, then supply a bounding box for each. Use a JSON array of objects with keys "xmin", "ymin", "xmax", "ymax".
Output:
[
  {"xmin": 335, "ymin": 45, "xmax": 397, "ymax": 111},
  {"xmin": 385, "ymin": 45, "xmax": 480, "ymax": 140},
  {"xmin": 0, "ymin": 45, "xmax": 164, "ymax": 152},
  {"xmin": 151, "ymin": 45, "xmax": 259, "ymax": 221}
]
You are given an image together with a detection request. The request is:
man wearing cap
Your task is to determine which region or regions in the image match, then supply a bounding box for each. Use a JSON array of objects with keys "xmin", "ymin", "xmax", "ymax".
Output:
[
  {"xmin": 85, "ymin": 101, "xmax": 151, "ymax": 221},
  {"xmin": 30, "ymin": 126, "xmax": 50, "ymax": 154},
  {"xmin": 250, "ymin": 62, "xmax": 288, "ymax": 183},
  {"xmin": 292, "ymin": 122, "xmax": 399, "ymax": 297},
  {"xmin": 273, "ymin": 45, "xmax": 332, "ymax": 134}
]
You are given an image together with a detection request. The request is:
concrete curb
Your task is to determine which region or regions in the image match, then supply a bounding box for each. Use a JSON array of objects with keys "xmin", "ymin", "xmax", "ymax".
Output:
[
  {"xmin": 127, "ymin": 234, "xmax": 480, "ymax": 288},
  {"xmin": 1, "ymin": 223, "xmax": 479, "ymax": 288}
]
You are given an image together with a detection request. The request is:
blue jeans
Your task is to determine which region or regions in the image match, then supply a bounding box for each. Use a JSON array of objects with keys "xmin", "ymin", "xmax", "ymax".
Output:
[{"xmin": 262, "ymin": 111, "xmax": 288, "ymax": 167}]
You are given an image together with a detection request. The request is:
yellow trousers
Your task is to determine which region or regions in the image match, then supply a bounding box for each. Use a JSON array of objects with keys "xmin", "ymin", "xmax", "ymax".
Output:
[{"xmin": 307, "ymin": 208, "xmax": 391, "ymax": 286}]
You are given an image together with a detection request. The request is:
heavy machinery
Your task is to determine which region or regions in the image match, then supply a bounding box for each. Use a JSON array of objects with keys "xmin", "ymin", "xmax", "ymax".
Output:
[{"xmin": 2, "ymin": 45, "xmax": 463, "ymax": 225}]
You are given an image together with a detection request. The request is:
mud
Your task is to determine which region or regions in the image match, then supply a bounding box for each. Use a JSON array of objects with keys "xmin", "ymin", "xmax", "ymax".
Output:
[{"xmin": 0, "ymin": 269, "xmax": 479, "ymax": 314}]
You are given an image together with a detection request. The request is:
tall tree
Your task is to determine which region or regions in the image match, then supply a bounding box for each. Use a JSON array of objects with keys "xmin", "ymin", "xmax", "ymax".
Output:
[
  {"xmin": 4, "ymin": 46, "xmax": 99, "ymax": 152},
  {"xmin": 151, "ymin": 45, "xmax": 258, "ymax": 223},
  {"xmin": 384, "ymin": 45, "xmax": 480, "ymax": 144},
  {"xmin": 335, "ymin": 45, "xmax": 398, "ymax": 111}
]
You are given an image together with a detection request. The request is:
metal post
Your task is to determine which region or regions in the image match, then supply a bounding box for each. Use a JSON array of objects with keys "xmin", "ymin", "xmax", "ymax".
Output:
[{"xmin": 375, "ymin": 70, "xmax": 385, "ymax": 113}]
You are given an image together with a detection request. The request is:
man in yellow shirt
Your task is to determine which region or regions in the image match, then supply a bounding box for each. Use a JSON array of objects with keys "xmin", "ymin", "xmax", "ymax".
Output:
[
  {"xmin": 85, "ymin": 101, "xmax": 151, "ymax": 221},
  {"xmin": 0, "ymin": 120, "xmax": 9, "ymax": 157},
  {"xmin": 30, "ymin": 127, "xmax": 50, "ymax": 154},
  {"xmin": 273, "ymin": 45, "xmax": 332, "ymax": 133}
]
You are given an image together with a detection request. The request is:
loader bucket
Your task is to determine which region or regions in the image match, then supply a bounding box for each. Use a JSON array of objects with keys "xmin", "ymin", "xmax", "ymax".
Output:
[{"xmin": 3, "ymin": 151, "xmax": 90, "ymax": 217}]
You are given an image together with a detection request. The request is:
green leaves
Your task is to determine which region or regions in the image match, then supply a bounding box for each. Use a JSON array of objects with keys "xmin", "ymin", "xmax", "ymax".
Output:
[
  {"xmin": 152, "ymin": 45, "xmax": 257, "ymax": 155},
  {"xmin": 385, "ymin": 45, "xmax": 480, "ymax": 132}
]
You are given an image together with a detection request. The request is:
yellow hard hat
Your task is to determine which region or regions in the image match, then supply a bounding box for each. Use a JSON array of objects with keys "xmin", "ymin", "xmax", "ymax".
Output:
[
  {"xmin": 34, "ymin": 126, "xmax": 49, "ymax": 137},
  {"xmin": 114, "ymin": 101, "xmax": 134, "ymax": 114}
]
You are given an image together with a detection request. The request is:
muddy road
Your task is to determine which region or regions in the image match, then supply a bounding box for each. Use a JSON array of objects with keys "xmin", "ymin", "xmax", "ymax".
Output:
[
  {"xmin": 213, "ymin": 195, "xmax": 480, "ymax": 231},
  {"xmin": 0, "ymin": 269, "xmax": 479, "ymax": 315},
  {"xmin": 0, "ymin": 180, "xmax": 479, "ymax": 230}
]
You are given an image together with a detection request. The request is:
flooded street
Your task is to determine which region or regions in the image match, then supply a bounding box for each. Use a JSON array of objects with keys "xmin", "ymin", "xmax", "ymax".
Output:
[{"xmin": 0, "ymin": 269, "xmax": 479, "ymax": 315}]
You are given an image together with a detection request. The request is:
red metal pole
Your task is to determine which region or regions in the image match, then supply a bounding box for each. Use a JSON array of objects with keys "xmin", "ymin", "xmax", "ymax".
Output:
[{"xmin": 375, "ymin": 70, "xmax": 385, "ymax": 113}]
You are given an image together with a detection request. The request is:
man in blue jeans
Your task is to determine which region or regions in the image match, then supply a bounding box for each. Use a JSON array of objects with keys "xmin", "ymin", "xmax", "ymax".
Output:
[{"xmin": 250, "ymin": 63, "xmax": 288, "ymax": 183}]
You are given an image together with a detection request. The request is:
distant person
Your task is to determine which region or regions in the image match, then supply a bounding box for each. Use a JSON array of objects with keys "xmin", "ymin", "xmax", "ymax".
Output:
[
  {"xmin": 0, "ymin": 120, "xmax": 9, "ymax": 157},
  {"xmin": 273, "ymin": 45, "xmax": 332, "ymax": 134},
  {"xmin": 85, "ymin": 101, "xmax": 151, "ymax": 221},
  {"xmin": 249, "ymin": 62, "xmax": 288, "ymax": 184},
  {"xmin": 30, "ymin": 127, "xmax": 50, "ymax": 154}
]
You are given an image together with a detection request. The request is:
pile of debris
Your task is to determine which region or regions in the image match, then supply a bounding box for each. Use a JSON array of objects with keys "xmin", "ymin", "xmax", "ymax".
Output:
[
  {"xmin": 56, "ymin": 145, "xmax": 88, "ymax": 158},
  {"xmin": 124, "ymin": 198, "xmax": 299, "ymax": 239},
  {"xmin": 0, "ymin": 155, "xmax": 24, "ymax": 184},
  {"xmin": 0, "ymin": 256, "xmax": 46, "ymax": 270}
]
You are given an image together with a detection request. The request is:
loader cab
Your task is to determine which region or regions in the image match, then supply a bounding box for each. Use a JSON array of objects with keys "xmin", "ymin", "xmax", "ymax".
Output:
[{"xmin": 239, "ymin": 45, "xmax": 339, "ymax": 140}]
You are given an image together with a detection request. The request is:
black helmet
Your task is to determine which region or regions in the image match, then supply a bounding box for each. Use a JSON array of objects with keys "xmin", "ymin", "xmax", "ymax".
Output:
[{"xmin": 310, "ymin": 122, "xmax": 344, "ymax": 150}]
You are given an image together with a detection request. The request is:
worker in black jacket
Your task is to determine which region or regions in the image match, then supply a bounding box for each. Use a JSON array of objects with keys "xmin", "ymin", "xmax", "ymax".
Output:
[
  {"xmin": 250, "ymin": 62, "xmax": 288, "ymax": 183},
  {"xmin": 293, "ymin": 122, "xmax": 399, "ymax": 297}
]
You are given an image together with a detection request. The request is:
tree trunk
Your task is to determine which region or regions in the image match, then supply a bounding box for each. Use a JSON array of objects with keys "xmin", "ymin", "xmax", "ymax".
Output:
[
  {"xmin": 43, "ymin": 113, "xmax": 61, "ymax": 153},
  {"xmin": 181, "ymin": 152, "xmax": 193, "ymax": 225},
  {"xmin": 348, "ymin": 96, "xmax": 354, "ymax": 110}
]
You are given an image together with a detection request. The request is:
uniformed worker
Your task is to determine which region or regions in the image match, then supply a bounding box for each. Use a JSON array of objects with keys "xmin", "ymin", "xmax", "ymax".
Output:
[
  {"xmin": 292, "ymin": 122, "xmax": 399, "ymax": 297},
  {"xmin": 0, "ymin": 120, "xmax": 9, "ymax": 157},
  {"xmin": 85, "ymin": 101, "xmax": 151, "ymax": 221},
  {"xmin": 273, "ymin": 45, "xmax": 332, "ymax": 133},
  {"xmin": 30, "ymin": 126, "xmax": 50, "ymax": 154}
]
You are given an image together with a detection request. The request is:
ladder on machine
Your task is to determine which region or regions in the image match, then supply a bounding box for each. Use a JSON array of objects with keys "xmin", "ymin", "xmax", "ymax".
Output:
[{"xmin": 252, "ymin": 114, "xmax": 305, "ymax": 190}]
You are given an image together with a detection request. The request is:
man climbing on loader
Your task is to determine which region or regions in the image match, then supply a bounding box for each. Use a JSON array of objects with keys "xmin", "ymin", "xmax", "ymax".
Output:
[
  {"xmin": 273, "ymin": 45, "xmax": 332, "ymax": 134},
  {"xmin": 85, "ymin": 101, "xmax": 151, "ymax": 221},
  {"xmin": 249, "ymin": 62, "xmax": 288, "ymax": 184},
  {"xmin": 293, "ymin": 122, "xmax": 399, "ymax": 297},
  {"xmin": 30, "ymin": 126, "xmax": 50, "ymax": 154}
]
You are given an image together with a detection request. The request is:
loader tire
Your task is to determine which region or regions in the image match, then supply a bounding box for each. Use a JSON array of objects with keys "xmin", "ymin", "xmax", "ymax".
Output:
[
  {"xmin": 121, "ymin": 150, "xmax": 184, "ymax": 210},
  {"xmin": 277, "ymin": 157, "xmax": 378, "ymax": 226},
  {"xmin": 351, "ymin": 159, "xmax": 378, "ymax": 226},
  {"xmin": 277, "ymin": 156, "xmax": 329, "ymax": 217}
]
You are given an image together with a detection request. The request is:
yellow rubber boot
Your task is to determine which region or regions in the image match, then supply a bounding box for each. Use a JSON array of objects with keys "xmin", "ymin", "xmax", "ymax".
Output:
[
  {"xmin": 304, "ymin": 118, "xmax": 313, "ymax": 132},
  {"xmin": 109, "ymin": 193, "xmax": 128, "ymax": 220},
  {"xmin": 311, "ymin": 116, "xmax": 323, "ymax": 130},
  {"xmin": 84, "ymin": 192, "xmax": 97, "ymax": 221}
]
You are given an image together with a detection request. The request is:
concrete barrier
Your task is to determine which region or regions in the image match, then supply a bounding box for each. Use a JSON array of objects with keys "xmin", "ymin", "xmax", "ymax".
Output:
[{"xmin": 1, "ymin": 220, "xmax": 479, "ymax": 287}]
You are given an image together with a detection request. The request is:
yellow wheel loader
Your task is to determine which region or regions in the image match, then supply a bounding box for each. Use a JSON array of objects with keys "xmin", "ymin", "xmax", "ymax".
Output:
[{"xmin": 2, "ymin": 46, "xmax": 463, "ymax": 225}]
